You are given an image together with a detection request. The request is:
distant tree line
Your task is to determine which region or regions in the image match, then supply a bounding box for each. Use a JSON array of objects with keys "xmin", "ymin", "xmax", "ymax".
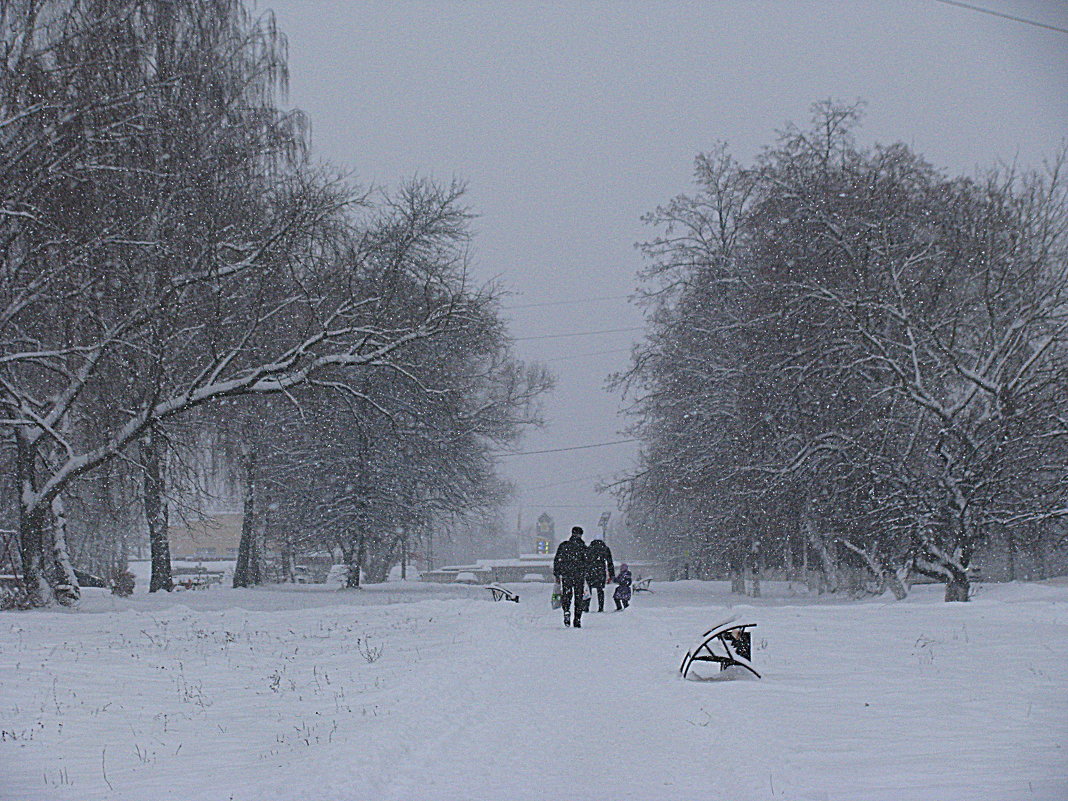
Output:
[
  {"xmin": 615, "ymin": 103, "xmax": 1068, "ymax": 601},
  {"xmin": 0, "ymin": 0, "xmax": 550, "ymax": 607}
]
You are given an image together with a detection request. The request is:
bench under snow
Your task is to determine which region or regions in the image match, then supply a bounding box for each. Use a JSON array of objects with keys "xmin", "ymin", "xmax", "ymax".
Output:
[{"xmin": 172, "ymin": 567, "xmax": 224, "ymax": 590}]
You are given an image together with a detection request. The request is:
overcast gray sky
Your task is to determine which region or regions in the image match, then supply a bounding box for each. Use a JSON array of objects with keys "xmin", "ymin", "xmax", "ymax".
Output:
[{"xmin": 263, "ymin": 0, "xmax": 1068, "ymax": 537}]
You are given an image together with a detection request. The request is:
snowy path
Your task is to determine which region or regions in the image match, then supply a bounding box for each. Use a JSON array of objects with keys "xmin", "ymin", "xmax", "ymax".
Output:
[{"xmin": 2, "ymin": 580, "xmax": 1067, "ymax": 800}]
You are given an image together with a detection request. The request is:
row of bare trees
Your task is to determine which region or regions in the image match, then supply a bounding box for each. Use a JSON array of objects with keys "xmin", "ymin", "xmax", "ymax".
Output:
[
  {"xmin": 0, "ymin": 1, "xmax": 549, "ymax": 606},
  {"xmin": 615, "ymin": 103, "xmax": 1068, "ymax": 601}
]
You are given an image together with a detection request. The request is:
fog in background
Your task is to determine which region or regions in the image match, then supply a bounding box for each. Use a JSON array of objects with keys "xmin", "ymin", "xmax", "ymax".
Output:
[{"xmin": 264, "ymin": 0, "xmax": 1068, "ymax": 546}]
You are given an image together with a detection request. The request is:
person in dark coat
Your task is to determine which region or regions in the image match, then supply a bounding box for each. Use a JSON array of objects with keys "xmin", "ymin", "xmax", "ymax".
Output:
[
  {"xmin": 553, "ymin": 526, "xmax": 589, "ymax": 627},
  {"xmin": 613, "ymin": 563, "xmax": 632, "ymax": 611},
  {"xmin": 585, "ymin": 539, "xmax": 615, "ymax": 612}
]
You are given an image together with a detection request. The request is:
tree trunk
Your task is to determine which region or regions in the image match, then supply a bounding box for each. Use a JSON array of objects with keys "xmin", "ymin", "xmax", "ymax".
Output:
[
  {"xmin": 342, "ymin": 532, "xmax": 364, "ymax": 588},
  {"xmin": 1006, "ymin": 529, "xmax": 1016, "ymax": 581},
  {"xmin": 804, "ymin": 516, "xmax": 839, "ymax": 594},
  {"xmin": 233, "ymin": 451, "xmax": 257, "ymax": 588},
  {"xmin": 915, "ymin": 536, "xmax": 970, "ymax": 602},
  {"xmin": 886, "ymin": 564, "xmax": 910, "ymax": 600},
  {"xmin": 348, "ymin": 534, "xmax": 369, "ymax": 589},
  {"xmin": 1030, "ymin": 531, "xmax": 1048, "ymax": 581},
  {"xmin": 281, "ymin": 532, "xmax": 296, "ymax": 583},
  {"xmin": 141, "ymin": 429, "xmax": 173, "ymax": 592},
  {"xmin": 365, "ymin": 536, "xmax": 400, "ymax": 583},
  {"xmin": 729, "ymin": 569, "xmax": 745, "ymax": 594},
  {"xmin": 751, "ymin": 543, "xmax": 764, "ymax": 598},
  {"xmin": 945, "ymin": 571, "xmax": 970, "ymax": 602},
  {"xmin": 784, "ymin": 531, "xmax": 795, "ymax": 581},
  {"xmin": 49, "ymin": 495, "xmax": 80, "ymax": 605},
  {"xmin": 249, "ymin": 498, "xmax": 263, "ymax": 585},
  {"xmin": 15, "ymin": 432, "xmax": 52, "ymax": 607}
]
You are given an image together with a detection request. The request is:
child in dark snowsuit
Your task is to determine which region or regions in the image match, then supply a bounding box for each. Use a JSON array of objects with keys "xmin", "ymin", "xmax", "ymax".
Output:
[{"xmin": 613, "ymin": 563, "xmax": 632, "ymax": 610}]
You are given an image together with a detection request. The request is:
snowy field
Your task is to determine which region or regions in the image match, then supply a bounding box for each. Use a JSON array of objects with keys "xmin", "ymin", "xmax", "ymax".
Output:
[{"xmin": 2, "ymin": 577, "xmax": 1066, "ymax": 801}]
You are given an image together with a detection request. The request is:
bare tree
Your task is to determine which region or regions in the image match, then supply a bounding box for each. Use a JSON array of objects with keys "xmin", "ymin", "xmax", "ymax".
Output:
[{"xmin": 617, "ymin": 102, "xmax": 1068, "ymax": 601}]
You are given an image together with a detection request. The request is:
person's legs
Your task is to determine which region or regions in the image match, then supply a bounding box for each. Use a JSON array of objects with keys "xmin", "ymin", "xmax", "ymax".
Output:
[
  {"xmin": 595, "ymin": 586, "xmax": 605, "ymax": 612},
  {"xmin": 561, "ymin": 579, "xmax": 574, "ymax": 625},
  {"xmin": 569, "ymin": 577, "xmax": 585, "ymax": 626},
  {"xmin": 614, "ymin": 597, "xmax": 622, "ymax": 611},
  {"xmin": 622, "ymin": 597, "xmax": 629, "ymax": 609}
]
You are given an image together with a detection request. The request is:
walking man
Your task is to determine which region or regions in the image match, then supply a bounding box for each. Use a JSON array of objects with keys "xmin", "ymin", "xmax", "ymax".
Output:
[
  {"xmin": 585, "ymin": 538, "xmax": 615, "ymax": 612},
  {"xmin": 553, "ymin": 526, "xmax": 589, "ymax": 628}
]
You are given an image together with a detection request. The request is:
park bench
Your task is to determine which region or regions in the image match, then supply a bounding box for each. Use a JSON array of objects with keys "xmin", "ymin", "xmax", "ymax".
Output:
[
  {"xmin": 679, "ymin": 619, "xmax": 761, "ymax": 680},
  {"xmin": 173, "ymin": 566, "xmax": 224, "ymax": 590},
  {"xmin": 485, "ymin": 583, "xmax": 519, "ymax": 603}
]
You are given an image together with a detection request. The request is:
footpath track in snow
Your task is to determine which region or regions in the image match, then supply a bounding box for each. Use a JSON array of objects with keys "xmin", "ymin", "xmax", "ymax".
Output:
[{"xmin": 2, "ymin": 580, "xmax": 1067, "ymax": 800}]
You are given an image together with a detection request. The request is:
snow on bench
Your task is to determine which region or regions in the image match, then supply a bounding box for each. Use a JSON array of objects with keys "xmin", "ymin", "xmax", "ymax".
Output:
[{"xmin": 172, "ymin": 567, "xmax": 224, "ymax": 590}]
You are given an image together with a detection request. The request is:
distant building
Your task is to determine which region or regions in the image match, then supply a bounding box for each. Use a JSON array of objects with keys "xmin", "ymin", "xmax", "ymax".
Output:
[{"xmin": 168, "ymin": 514, "xmax": 242, "ymax": 560}]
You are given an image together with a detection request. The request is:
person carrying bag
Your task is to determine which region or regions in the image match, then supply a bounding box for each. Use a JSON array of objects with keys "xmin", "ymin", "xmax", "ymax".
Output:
[{"xmin": 552, "ymin": 526, "xmax": 589, "ymax": 628}]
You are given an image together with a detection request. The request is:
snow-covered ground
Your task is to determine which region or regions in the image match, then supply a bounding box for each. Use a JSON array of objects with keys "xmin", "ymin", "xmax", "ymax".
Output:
[{"xmin": 2, "ymin": 578, "xmax": 1066, "ymax": 800}]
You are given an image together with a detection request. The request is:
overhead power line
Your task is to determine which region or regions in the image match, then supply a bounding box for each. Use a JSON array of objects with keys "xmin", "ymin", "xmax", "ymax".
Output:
[
  {"xmin": 514, "ymin": 326, "xmax": 643, "ymax": 342},
  {"xmin": 523, "ymin": 473, "xmax": 612, "ymax": 491},
  {"xmin": 932, "ymin": 0, "xmax": 1068, "ymax": 34},
  {"xmin": 508, "ymin": 504, "xmax": 610, "ymax": 510},
  {"xmin": 497, "ymin": 438, "xmax": 638, "ymax": 457},
  {"xmin": 544, "ymin": 347, "xmax": 633, "ymax": 364},
  {"xmin": 513, "ymin": 503, "xmax": 611, "ymax": 509},
  {"xmin": 503, "ymin": 293, "xmax": 631, "ymax": 311}
]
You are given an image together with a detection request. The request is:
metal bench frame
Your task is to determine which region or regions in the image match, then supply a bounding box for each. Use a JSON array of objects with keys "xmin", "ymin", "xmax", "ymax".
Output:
[
  {"xmin": 485, "ymin": 583, "xmax": 520, "ymax": 603},
  {"xmin": 679, "ymin": 620, "xmax": 761, "ymax": 680}
]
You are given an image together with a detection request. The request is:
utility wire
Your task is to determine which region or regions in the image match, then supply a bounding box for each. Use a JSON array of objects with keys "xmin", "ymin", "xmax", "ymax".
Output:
[
  {"xmin": 503, "ymin": 293, "xmax": 631, "ymax": 311},
  {"xmin": 523, "ymin": 473, "xmax": 612, "ymax": 491},
  {"xmin": 514, "ymin": 326, "xmax": 643, "ymax": 342},
  {"xmin": 512, "ymin": 503, "xmax": 613, "ymax": 509},
  {"xmin": 932, "ymin": 0, "xmax": 1068, "ymax": 34},
  {"xmin": 543, "ymin": 347, "xmax": 632, "ymax": 364},
  {"xmin": 497, "ymin": 438, "xmax": 637, "ymax": 457}
]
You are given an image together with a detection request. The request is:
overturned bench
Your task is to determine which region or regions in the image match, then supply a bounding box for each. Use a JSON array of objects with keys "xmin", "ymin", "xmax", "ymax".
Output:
[
  {"xmin": 485, "ymin": 583, "xmax": 519, "ymax": 603},
  {"xmin": 680, "ymin": 619, "xmax": 761, "ymax": 680}
]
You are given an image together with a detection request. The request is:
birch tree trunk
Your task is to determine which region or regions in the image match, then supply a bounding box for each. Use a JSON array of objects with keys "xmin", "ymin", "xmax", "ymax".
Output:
[
  {"xmin": 141, "ymin": 429, "xmax": 173, "ymax": 592},
  {"xmin": 49, "ymin": 495, "xmax": 80, "ymax": 604}
]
